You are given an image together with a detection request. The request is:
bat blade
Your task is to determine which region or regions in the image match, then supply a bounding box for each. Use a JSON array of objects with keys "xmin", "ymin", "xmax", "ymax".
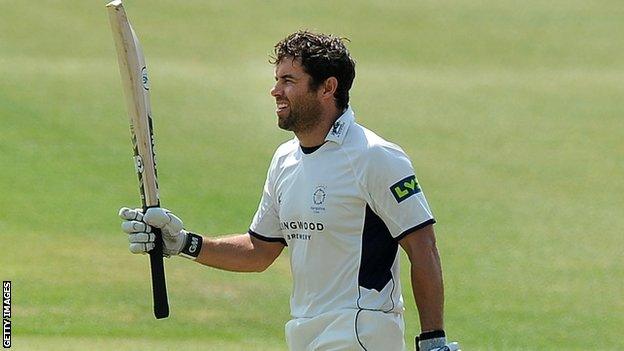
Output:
[{"xmin": 106, "ymin": 0, "xmax": 169, "ymax": 319}]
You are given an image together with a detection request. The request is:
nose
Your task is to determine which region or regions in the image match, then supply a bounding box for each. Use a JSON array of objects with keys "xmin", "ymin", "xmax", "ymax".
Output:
[{"xmin": 270, "ymin": 83, "xmax": 281, "ymax": 97}]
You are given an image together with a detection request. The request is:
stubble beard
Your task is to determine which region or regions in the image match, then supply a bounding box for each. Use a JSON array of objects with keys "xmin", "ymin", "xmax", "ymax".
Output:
[{"xmin": 278, "ymin": 93, "xmax": 323, "ymax": 134}]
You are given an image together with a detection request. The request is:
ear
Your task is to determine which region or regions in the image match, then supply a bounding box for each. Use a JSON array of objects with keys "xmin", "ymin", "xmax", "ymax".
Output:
[{"xmin": 318, "ymin": 77, "xmax": 338, "ymax": 100}]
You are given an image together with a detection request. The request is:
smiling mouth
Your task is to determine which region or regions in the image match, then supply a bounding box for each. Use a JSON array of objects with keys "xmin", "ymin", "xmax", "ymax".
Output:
[{"xmin": 276, "ymin": 102, "xmax": 289, "ymax": 113}]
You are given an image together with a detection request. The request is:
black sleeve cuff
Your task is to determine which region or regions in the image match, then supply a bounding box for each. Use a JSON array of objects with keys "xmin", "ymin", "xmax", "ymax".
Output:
[
  {"xmin": 248, "ymin": 230, "xmax": 287, "ymax": 246},
  {"xmin": 394, "ymin": 218, "xmax": 436, "ymax": 241}
]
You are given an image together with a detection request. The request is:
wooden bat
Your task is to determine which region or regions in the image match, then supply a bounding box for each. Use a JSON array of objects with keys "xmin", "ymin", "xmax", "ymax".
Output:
[{"xmin": 106, "ymin": 0, "xmax": 169, "ymax": 319}]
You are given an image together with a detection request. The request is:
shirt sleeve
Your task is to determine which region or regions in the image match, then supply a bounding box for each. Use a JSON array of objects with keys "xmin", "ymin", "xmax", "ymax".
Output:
[
  {"xmin": 365, "ymin": 144, "xmax": 435, "ymax": 240},
  {"xmin": 249, "ymin": 151, "xmax": 287, "ymax": 245}
]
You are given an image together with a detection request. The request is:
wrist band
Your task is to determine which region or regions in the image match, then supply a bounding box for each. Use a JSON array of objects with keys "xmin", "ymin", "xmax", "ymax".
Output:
[
  {"xmin": 419, "ymin": 330, "xmax": 446, "ymax": 340},
  {"xmin": 416, "ymin": 330, "xmax": 446, "ymax": 351},
  {"xmin": 180, "ymin": 232, "xmax": 203, "ymax": 260}
]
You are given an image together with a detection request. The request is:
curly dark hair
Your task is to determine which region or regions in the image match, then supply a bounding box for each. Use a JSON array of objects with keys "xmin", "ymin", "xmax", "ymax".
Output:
[{"xmin": 271, "ymin": 30, "xmax": 356, "ymax": 110}]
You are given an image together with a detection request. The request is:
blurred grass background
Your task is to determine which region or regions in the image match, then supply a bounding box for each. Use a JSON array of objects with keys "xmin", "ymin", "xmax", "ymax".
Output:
[{"xmin": 0, "ymin": 0, "xmax": 622, "ymax": 350}]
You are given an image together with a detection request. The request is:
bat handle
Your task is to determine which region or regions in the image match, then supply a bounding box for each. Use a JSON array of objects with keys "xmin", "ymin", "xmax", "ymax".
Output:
[{"xmin": 149, "ymin": 227, "xmax": 169, "ymax": 318}]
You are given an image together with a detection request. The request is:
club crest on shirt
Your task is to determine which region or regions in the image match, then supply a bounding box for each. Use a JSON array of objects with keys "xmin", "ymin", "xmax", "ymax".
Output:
[
  {"xmin": 311, "ymin": 185, "xmax": 327, "ymax": 213},
  {"xmin": 390, "ymin": 175, "xmax": 421, "ymax": 203}
]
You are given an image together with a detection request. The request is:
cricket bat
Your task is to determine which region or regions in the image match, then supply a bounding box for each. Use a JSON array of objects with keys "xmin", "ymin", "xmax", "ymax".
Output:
[{"xmin": 106, "ymin": 0, "xmax": 169, "ymax": 319}]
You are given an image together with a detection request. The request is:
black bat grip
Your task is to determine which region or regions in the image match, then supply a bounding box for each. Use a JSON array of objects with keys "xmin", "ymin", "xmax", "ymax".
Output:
[{"xmin": 149, "ymin": 227, "xmax": 169, "ymax": 319}]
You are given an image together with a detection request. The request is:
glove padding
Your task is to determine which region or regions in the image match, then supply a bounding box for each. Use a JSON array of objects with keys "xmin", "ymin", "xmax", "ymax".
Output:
[
  {"xmin": 416, "ymin": 332, "xmax": 461, "ymax": 351},
  {"xmin": 420, "ymin": 343, "xmax": 460, "ymax": 351},
  {"xmin": 119, "ymin": 207, "xmax": 187, "ymax": 256}
]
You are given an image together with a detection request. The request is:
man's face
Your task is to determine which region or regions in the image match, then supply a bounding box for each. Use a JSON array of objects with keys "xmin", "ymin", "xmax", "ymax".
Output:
[{"xmin": 270, "ymin": 57, "xmax": 322, "ymax": 133}]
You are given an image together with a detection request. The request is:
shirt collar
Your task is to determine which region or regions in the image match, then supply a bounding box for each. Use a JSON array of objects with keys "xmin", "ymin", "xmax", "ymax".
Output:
[{"xmin": 324, "ymin": 106, "xmax": 355, "ymax": 145}]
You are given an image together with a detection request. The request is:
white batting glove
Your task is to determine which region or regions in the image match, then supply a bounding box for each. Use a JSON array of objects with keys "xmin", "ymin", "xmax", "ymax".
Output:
[
  {"xmin": 119, "ymin": 207, "xmax": 187, "ymax": 257},
  {"xmin": 416, "ymin": 331, "xmax": 461, "ymax": 351},
  {"xmin": 143, "ymin": 207, "xmax": 204, "ymax": 260},
  {"xmin": 420, "ymin": 343, "xmax": 460, "ymax": 351}
]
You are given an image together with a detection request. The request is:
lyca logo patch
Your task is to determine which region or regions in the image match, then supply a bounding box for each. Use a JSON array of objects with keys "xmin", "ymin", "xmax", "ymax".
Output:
[{"xmin": 390, "ymin": 175, "xmax": 421, "ymax": 203}]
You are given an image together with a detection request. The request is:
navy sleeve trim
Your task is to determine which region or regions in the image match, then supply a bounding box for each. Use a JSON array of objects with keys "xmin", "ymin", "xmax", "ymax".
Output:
[
  {"xmin": 248, "ymin": 229, "xmax": 287, "ymax": 246},
  {"xmin": 394, "ymin": 218, "xmax": 436, "ymax": 241}
]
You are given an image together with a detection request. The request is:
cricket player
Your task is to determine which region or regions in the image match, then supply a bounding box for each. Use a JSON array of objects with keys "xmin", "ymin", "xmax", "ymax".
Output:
[{"xmin": 119, "ymin": 31, "xmax": 461, "ymax": 351}]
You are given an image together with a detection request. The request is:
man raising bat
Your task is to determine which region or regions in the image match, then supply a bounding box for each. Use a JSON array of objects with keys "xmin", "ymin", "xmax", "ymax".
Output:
[{"xmin": 119, "ymin": 31, "xmax": 461, "ymax": 351}]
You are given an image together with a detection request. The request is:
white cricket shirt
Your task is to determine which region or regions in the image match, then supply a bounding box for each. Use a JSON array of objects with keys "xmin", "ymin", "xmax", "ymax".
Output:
[{"xmin": 249, "ymin": 106, "xmax": 435, "ymax": 318}]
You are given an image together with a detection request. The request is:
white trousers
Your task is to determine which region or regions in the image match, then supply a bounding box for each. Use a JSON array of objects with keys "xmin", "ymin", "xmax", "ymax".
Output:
[{"xmin": 285, "ymin": 309, "xmax": 406, "ymax": 351}]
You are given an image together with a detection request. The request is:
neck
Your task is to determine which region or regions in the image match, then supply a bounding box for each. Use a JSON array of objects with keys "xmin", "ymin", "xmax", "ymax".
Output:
[{"xmin": 296, "ymin": 106, "xmax": 342, "ymax": 147}]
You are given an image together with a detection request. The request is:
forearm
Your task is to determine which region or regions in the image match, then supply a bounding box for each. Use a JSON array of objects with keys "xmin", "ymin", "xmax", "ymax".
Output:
[
  {"xmin": 194, "ymin": 233, "xmax": 276, "ymax": 272},
  {"xmin": 126, "ymin": 208, "xmax": 283, "ymax": 272},
  {"xmin": 410, "ymin": 243, "xmax": 445, "ymax": 332}
]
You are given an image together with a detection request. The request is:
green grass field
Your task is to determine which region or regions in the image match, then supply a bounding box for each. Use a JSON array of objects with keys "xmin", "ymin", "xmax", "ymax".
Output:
[{"xmin": 1, "ymin": 1, "xmax": 622, "ymax": 350}]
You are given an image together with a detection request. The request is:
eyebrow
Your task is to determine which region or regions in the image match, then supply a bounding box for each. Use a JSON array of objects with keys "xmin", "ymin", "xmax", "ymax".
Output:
[{"xmin": 275, "ymin": 74, "xmax": 297, "ymax": 81}]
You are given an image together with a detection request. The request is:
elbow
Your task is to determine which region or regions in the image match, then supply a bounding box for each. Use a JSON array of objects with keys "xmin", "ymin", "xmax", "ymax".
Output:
[
  {"xmin": 251, "ymin": 258, "xmax": 273, "ymax": 273},
  {"xmin": 253, "ymin": 267, "xmax": 268, "ymax": 273},
  {"xmin": 252, "ymin": 264, "xmax": 268, "ymax": 273}
]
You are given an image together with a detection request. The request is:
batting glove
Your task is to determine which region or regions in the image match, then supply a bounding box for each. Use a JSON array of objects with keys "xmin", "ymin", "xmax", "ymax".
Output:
[
  {"xmin": 416, "ymin": 330, "xmax": 461, "ymax": 351},
  {"xmin": 119, "ymin": 207, "xmax": 191, "ymax": 257}
]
